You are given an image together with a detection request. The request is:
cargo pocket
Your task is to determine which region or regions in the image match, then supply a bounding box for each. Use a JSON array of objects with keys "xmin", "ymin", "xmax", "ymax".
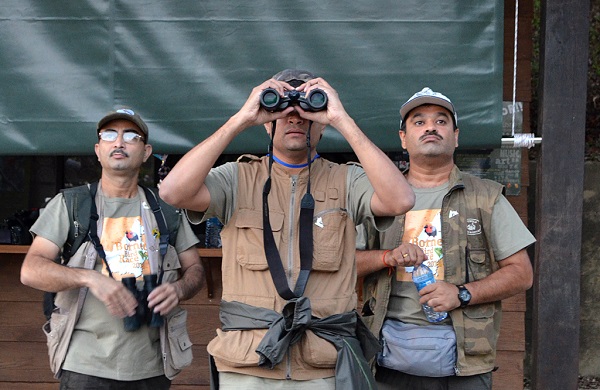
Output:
[
  {"xmin": 161, "ymin": 246, "xmax": 182, "ymax": 284},
  {"xmin": 466, "ymin": 247, "xmax": 493, "ymax": 281},
  {"xmin": 462, "ymin": 303, "xmax": 496, "ymax": 355},
  {"xmin": 43, "ymin": 311, "xmax": 69, "ymax": 375},
  {"xmin": 312, "ymin": 208, "xmax": 347, "ymax": 272},
  {"xmin": 165, "ymin": 307, "xmax": 193, "ymax": 370},
  {"xmin": 235, "ymin": 208, "xmax": 284, "ymax": 271},
  {"xmin": 207, "ymin": 328, "xmax": 265, "ymax": 367},
  {"xmin": 300, "ymin": 331, "xmax": 337, "ymax": 368}
]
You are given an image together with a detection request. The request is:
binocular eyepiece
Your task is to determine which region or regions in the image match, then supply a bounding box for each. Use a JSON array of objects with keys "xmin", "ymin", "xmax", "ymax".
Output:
[
  {"xmin": 122, "ymin": 274, "xmax": 164, "ymax": 332},
  {"xmin": 260, "ymin": 88, "xmax": 327, "ymax": 112}
]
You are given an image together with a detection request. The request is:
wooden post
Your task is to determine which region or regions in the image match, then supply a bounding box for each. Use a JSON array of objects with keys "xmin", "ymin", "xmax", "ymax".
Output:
[{"xmin": 532, "ymin": 0, "xmax": 589, "ymax": 389}]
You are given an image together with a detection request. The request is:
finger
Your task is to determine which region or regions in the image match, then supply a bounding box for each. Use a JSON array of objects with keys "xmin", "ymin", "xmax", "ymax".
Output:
[
  {"xmin": 153, "ymin": 295, "xmax": 177, "ymax": 315},
  {"xmin": 108, "ymin": 300, "xmax": 136, "ymax": 319}
]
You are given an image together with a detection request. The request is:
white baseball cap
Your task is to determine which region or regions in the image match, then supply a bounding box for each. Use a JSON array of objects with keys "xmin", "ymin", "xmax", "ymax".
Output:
[{"xmin": 399, "ymin": 87, "xmax": 457, "ymax": 128}]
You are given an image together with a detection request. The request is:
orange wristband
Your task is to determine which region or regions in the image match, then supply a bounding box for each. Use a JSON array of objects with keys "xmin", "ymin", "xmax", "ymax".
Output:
[{"xmin": 382, "ymin": 249, "xmax": 394, "ymax": 275}]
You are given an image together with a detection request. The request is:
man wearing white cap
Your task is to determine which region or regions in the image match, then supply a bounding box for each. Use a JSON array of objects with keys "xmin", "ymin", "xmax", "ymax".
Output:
[{"xmin": 356, "ymin": 88, "xmax": 535, "ymax": 389}]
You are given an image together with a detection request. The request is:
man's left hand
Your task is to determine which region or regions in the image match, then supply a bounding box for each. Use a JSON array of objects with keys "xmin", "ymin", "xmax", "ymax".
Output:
[
  {"xmin": 417, "ymin": 281, "xmax": 461, "ymax": 312},
  {"xmin": 147, "ymin": 282, "xmax": 181, "ymax": 316}
]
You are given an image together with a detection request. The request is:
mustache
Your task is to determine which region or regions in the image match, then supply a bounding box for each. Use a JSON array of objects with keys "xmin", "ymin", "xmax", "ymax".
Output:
[
  {"xmin": 110, "ymin": 148, "xmax": 129, "ymax": 157},
  {"xmin": 419, "ymin": 131, "xmax": 443, "ymax": 141}
]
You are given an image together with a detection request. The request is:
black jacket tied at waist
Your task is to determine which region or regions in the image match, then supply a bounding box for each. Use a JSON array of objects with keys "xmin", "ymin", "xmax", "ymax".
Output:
[{"xmin": 217, "ymin": 297, "xmax": 380, "ymax": 390}]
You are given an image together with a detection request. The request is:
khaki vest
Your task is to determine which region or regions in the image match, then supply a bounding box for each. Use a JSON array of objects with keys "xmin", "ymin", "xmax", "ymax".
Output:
[
  {"xmin": 208, "ymin": 156, "xmax": 359, "ymax": 380},
  {"xmin": 46, "ymin": 188, "xmax": 190, "ymax": 380},
  {"xmin": 362, "ymin": 166, "xmax": 504, "ymax": 376}
]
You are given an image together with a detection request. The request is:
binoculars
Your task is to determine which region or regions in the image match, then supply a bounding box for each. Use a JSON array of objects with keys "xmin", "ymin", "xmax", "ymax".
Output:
[
  {"xmin": 260, "ymin": 88, "xmax": 328, "ymax": 112},
  {"xmin": 122, "ymin": 274, "xmax": 164, "ymax": 332}
]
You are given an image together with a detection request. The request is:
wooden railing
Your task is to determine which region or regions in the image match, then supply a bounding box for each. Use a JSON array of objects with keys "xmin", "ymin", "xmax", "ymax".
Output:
[{"xmin": 0, "ymin": 244, "xmax": 222, "ymax": 298}]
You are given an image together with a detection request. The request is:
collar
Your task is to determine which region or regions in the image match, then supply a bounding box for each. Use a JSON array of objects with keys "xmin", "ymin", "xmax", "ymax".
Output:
[{"xmin": 269, "ymin": 153, "xmax": 320, "ymax": 168}]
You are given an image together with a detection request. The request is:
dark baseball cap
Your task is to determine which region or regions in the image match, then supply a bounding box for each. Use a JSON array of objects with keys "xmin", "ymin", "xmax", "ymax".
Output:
[
  {"xmin": 272, "ymin": 69, "xmax": 316, "ymax": 88},
  {"xmin": 97, "ymin": 107, "xmax": 149, "ymax": 138}
]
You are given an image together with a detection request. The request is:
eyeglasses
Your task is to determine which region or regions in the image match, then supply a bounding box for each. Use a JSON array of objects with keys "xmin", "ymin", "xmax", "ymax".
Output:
[{"xmin": 98, "ymin": 130, "xmax": 145, "ymax": 144}]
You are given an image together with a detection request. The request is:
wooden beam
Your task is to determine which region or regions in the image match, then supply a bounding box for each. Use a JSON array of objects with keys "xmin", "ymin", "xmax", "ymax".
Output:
[{"xmin": 532, "ymin": 0, "xmax": 589, "ymax": 388}]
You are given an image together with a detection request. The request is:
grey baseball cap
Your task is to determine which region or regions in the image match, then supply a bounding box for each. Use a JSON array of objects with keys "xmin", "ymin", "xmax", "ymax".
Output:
[
  {"xmin": 400, "ymin": 87, "xmax": 457, "ymax": 127},
  {"xmin": 97, "ymin": 107, "xmax": 149, "ymax": 138},
  {"xmin": 272, "ymin": 69, "xmax": 316, "ymax": 87}
]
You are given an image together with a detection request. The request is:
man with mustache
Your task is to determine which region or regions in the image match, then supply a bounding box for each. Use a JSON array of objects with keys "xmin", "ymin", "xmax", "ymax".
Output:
[
  {"xmin": 159, "ymin": 69, "xmax": 415, "ymax": 389},
  {"xmin": 356, "ymin": 88, "xmax": 535, "ymax": 389},
  {"xmin": 21, "ymin": 107, "xmax": 204, "ymax": 389}
]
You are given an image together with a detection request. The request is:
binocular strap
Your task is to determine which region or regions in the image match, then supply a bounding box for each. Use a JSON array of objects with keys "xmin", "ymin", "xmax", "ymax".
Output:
[{"xmin": 262, "ymin": 121, "xmax": 315, "ymax": 300}]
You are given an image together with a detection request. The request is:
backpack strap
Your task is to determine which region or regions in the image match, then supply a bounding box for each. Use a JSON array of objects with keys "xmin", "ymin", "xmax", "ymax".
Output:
[
  {"xmin": 61, "ymin": 183, "xmax": 95, "ymax": 262},
  {"xmin": 142, "ymin": 186, "xmax": 170, "ymax": 259},
  {"xmin": 45, "ymin": 182, "xmax": 96, "ymax": 320},
  {"xmin": 146, "ymin": 187, "xmax": 180, "ymax": 247},
  {"xmin": 142, "ymin": 186, "xmax": 180, "ymax": 284}
]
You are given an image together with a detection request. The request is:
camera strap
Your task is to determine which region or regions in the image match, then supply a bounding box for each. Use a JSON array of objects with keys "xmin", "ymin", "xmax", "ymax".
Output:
[{"xmin": 262, "ymin": 121, "xmax": 315, "ymax": 300}]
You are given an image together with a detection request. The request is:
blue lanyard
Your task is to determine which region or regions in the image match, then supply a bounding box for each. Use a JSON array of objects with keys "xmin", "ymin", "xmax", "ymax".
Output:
[{"xmin": 268, "ymin": 153, "xmax": 320, "ymax": 168}]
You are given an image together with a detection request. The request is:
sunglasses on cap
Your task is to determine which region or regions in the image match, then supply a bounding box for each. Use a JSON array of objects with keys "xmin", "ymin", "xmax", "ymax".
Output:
[{"xmin": 98, "ymin": 129, "xmax": 145, "ymax": 144}]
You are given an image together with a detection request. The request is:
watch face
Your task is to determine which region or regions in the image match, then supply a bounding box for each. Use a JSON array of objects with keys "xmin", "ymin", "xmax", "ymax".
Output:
[
  {"xmin": 459, "ymin": 289, "xmax": 470, "ymax": 300},
  {"xmin": 458, "ymin": 286, "xmax": 471, "ymax": 306}
]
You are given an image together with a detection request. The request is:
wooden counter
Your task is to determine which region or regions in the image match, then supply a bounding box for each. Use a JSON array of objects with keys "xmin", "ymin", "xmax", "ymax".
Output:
[
  {"xmin": 0, "ymin": 244, "xmax": 222, "ymax": 298},
  {"xmin": 0, "ymin": 244, "xmax": 30, "ymax": 254},
  {"xmin": 0, "ymin": 244, "xmax": 221, "ymax": 257}
]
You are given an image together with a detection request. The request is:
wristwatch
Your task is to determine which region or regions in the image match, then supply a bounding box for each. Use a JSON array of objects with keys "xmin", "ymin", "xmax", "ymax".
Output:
[{"xmin": 457, "ymin": 285, "xmax": 472, "ymax": 308}]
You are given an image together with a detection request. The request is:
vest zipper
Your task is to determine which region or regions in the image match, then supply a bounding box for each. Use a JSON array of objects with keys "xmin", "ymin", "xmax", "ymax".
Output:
[
  {"xmin": 73, "ymin": 193, "xmax": 79, "ymax": 238},
  {"xmin": 287, "ymin": 176, "xmax": 298, "ymax": 283},
  {"xmin": 74, "ymin": 221, "xmax": 80, "ymax": 238}
]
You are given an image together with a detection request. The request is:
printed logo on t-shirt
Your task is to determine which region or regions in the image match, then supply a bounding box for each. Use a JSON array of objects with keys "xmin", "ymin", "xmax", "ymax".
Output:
[
  {"xmin": 100, "ymin": 216, "xmax": 150, "ymax": 280},
  {"xmin": 396, "ymin": 209, "xmax": 444, "ymax": 282}
]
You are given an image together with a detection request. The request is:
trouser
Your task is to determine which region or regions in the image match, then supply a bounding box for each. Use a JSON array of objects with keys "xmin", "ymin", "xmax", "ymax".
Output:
[
  {"xmin": 60, "ymin": 370, "xmax": 171, "ymax": 390},
  {"xmin": 218, "ymin": 372, "xmax": 336, "ymax": 390},
  {"xmin": 375, "ymin": 365, "xmax": 493, "ymax": 390}
]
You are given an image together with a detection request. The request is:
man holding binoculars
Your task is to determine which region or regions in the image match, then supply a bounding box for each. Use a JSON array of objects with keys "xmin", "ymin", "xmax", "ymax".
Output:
[
  {"xmin": 21, "ymin": 108, "xmax": 203, "ymax": 389},
  {"xmin": 160, "ymin": 69, "xmax": 414, "ymax": 389}
]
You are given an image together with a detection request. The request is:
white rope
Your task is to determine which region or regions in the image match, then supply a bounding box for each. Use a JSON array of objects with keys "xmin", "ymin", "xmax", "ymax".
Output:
[
  {"xmin": 504, "ymin": 0, "xmax": 541, "ymax": 148},
  {"xmin": 512, "ymin": 133, "xmax": 536, "ymax": 149}
]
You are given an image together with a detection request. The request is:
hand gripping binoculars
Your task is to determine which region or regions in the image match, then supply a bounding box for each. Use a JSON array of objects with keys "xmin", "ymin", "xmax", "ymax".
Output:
[
  {"xmin": 122, "ymin": 274, "xmax": 164, "ymax": 331},
  {"xmin": 260, "ymin": 88, "xmax": 328, "ymax": 112}
]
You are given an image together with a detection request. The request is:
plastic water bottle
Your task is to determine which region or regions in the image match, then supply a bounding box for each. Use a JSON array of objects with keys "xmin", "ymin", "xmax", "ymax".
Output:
[{"xmin": 412, "ymin": 263, "xmax": 448, "ymax": 323}]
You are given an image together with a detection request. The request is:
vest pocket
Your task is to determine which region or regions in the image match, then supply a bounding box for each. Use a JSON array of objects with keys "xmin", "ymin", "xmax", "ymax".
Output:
[
  {"xmin": 161, "ymin": 246, "xmax": 182, "ymax": 284},
  {"xmin": 207, "ymin": 328, "xmax": 265, "ymax": 367},
  {"xmin": 466, "ymin": 248, "xmax": 493, "ymax": 281},
  {"xmin": 461, "ymin": 303, "xmax": 496, "ymax": 355},
  {"xmin": 164, "ymin": 307, "xmax": 193, "ymax": 370},
  {"xmin": 300, "ymin": 330, "xmax": 337, "ymax": 368},
  {"xmin": 235, "ymin": 208, "xmax": 284, "ymax": 270},
  {"xmin": 312, "ymin": 208, "xmax": 348, "ymax": 272}
]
